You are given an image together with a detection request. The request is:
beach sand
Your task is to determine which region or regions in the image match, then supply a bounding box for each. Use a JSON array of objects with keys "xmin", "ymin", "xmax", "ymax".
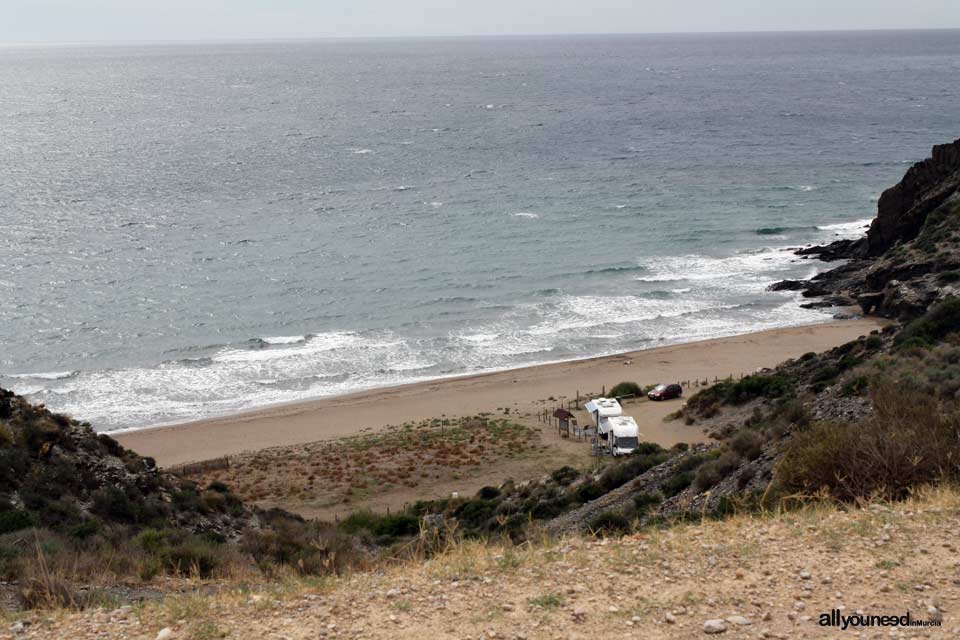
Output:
[{"xmin": 117, "ymin": 318, "xmax": 886, "ymax": 467}]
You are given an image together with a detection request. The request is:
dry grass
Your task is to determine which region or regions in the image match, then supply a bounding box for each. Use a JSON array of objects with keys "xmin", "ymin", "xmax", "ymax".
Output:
[{"xmin": 184, "ymin": 417, "xmax": 543, "ymax": 513}]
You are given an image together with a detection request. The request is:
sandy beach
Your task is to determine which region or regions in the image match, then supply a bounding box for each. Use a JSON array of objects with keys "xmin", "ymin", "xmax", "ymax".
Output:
[{"xmin": 117, "ymin": 318, "xmax": 885, "ymax": 467}]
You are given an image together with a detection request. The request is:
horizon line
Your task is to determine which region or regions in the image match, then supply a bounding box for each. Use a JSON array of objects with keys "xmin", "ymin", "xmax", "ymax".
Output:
[{"xmin": 2, "ymin": 26, "xmax": 959, "ymax": 48}]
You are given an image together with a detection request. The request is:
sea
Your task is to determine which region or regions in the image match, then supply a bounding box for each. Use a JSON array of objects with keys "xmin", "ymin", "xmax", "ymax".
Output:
[{"xmin": 3, "ymin": 30, "xmax": 960, "ymax": 431}]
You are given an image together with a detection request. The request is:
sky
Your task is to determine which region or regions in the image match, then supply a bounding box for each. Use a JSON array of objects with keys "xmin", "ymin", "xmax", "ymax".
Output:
[{"xmin": 1, "ymin": 0, "xmax": 959, "ymax": 43}]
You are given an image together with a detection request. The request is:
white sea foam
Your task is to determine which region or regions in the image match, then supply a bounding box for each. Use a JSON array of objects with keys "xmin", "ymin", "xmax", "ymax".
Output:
[
  {"xmin": 817, "ymin": 218, "xmax": 872, "ymax": 239},
  {"xmin": 261, "ymin": 335, "xmax": 308, "ymax": 345},
  {"xmin": 7, "ymin": 370, "xmax": 77, "ymax": 380},
  {"xmin": 513, "ymin": 212, "xmax": 540, "ymax": 219}
]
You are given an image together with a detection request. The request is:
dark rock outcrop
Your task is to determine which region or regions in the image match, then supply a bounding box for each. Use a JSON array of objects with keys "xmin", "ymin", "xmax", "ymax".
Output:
[
  {"xmin": 772, "ymin": 139, "xmax": 960, "ymax": 320},
  {"xmin": 866, "ymin": 138, "xmax": 960, "ymax": 256}
]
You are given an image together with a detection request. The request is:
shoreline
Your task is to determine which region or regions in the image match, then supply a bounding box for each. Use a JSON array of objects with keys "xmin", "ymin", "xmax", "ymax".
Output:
[{"xmin": 116, "ymin": 317, "xmax": 887, "ymax": 467}]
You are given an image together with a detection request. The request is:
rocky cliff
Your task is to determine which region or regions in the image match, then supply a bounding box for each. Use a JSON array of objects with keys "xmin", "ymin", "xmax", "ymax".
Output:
[{"xmin": 780, "ymin": 137, "xmax": 960, "ymax": 319}]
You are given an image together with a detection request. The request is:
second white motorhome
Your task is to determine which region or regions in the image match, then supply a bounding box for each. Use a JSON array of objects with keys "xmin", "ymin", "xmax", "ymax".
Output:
[{"xmin": 583, "ymin": 398, "xmax": 641, "ymax": 455}]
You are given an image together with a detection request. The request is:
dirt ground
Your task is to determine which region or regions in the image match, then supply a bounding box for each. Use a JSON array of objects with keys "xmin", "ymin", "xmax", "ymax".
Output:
[{"xmin": 185, "ymin": 416, "xmax": 598, "ymax": 520}]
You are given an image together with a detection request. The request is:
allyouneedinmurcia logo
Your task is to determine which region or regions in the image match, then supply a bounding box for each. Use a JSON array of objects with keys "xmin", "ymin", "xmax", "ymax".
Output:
[{"xmin": 818, "ymin": 609, "xmax": 943, "ymax": 630}]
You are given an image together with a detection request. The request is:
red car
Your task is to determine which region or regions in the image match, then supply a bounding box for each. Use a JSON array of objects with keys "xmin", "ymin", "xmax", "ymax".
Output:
[{"xmin": 648, "ymin": 383, "xmax": 682, "ymax": 401}]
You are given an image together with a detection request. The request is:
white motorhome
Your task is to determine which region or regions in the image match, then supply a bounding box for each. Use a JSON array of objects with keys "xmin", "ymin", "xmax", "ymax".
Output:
[
  {"xmin": 583, "ymin": 397, "xmax": 623, "ymax": 424},
  {"xmin": 599, "ymin": 415, "xmax": 641, "ymax": 456},
  {"xmin": 583, "ymin": 398, "xmax": 641, "ymax": 455}
]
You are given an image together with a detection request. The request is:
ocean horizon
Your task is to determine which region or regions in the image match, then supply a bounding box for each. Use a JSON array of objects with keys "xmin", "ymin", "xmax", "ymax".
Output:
[{"xmin": 3, "ymin": 29, "xmax": 960, "ymax": 431}]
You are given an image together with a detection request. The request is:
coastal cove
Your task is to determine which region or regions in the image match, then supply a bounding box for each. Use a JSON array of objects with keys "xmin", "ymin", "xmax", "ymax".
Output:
[{"xmin": 117, "ymin": 318, "xmax": 885, "ymax": 467}]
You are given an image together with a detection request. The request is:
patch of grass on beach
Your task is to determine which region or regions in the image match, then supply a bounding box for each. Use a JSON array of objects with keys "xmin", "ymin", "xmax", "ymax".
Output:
[{"xmin": 184, "ymin": 417, "xmax": 540, "ymax": 510}]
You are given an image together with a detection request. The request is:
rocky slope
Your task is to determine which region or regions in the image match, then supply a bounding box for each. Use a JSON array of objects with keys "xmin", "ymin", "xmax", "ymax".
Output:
[{"xmin": 0, "ymin": 389, "xmax": 255, "ymax": 541}]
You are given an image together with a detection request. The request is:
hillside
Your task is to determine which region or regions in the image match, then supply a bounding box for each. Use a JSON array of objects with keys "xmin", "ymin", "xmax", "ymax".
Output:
[{"xmin": 17, "ymin": 488, "xmax": 958, "ymax": 639}]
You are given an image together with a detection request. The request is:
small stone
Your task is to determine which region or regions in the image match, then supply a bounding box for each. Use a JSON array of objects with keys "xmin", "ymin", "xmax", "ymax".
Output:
[
  {"xmin": 798, "ymin": 571, "xmax": 812, "ymax": 580},
  {"xmin": 726, "ymin": 615, "xmax": 752, "ymax": 626},
  {"xmin": 665, "ymin": 612, "xmax": 676, "ymax": 624},
  {"xmin": 703, "ymin": 619, "xmax": 727, "ymax": 634},
  {"xmin": 156, "ymin": 629, "xmax": 176, "ymax": 640},
  {"xmin": 928, "ymin": 606, "xmax": 944, "ymax": 623},
  {"xmin": 9, "ymin": 622, "xmax": 24, "ymax": 635}
]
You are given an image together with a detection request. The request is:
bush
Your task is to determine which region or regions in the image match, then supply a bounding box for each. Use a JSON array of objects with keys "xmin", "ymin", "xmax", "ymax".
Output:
[
  {"xmin": 661, "ymin": 471, "xmax": 693, "ymax": 497},
  {"xmin": 895, "ymin": 296, "xmax": 960, "ymax": 348},
  {"xmin": 245, "ymin": 513, "xmax": 361, "ymax": 576},
  {"xmin": 694, "ymin": 452, "xmax": 742, "ymax": 491},
  {"xmin": 339, "ymin": 511, "xmax": 420, "ymax": 540},
  {"xmin": 730, "ymin": 429, "xmax": 764, "ymax": 461},
  {"xmin": 161, "ymin": 538, "xmax": 223, "ymax": 577},
  {"xmin": 574, "ymin": 482, "xmax": 604, "ymax": 503},
  {"xmin": 631, "ymin": 492, "xmax": 661, "ymax": 515},
  {"xmin": 686, "ymin": 373, "xmax": 794, "ymax": 414},
  {"xmin": 727, "ymin": 374, "xmax": 795, "ymax": 404},
  {"xmin": 841, "ymin": 375, "xmax": 870, "ymax": 397},
  {"xmin": 0, "ymin": 510, "xmax": 35, "ymax": 534},
  {"xmin": 477, "ymin": 486, "xmax": 501, "ymax": 500},
  {"xmin": 91, "ymin": 486, "xmax": 138, "ymax": 524},
  {"xmin": 609, "ymin": 382, "xmax": 642, "ymax": 398},
  {"xmin": 588, "ymin": 511, "xmax": 630, "ymax": 535},
  {"xmin": 777, "ymin": 381, "xmax": 960, "ymax": 500},
  {"xmin": 598, "ymin": 451, "xmax": 669, "ymax": 493},
  {"xmin": 550, "ymin": 466, "xmax": 579, "ymax": 486}
]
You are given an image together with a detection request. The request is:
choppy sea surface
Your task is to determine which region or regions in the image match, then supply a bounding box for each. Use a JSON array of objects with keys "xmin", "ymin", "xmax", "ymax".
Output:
[{"xmin": 3, "ymin": 30, "xmax": 960, "ymax": 431}]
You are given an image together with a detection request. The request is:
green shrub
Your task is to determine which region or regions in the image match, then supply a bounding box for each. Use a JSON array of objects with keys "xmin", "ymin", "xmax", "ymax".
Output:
[
  {"xmin": 841, "ymin": 375, "xmax": 870, "ymax": 397},
  {"xmin": 91, "ymin": 487, "xmax": 138, "ymax": 524},
  {"xmin": 454, "ymin": 500, "xmax": 495, "ymax": 530},
  {"xmin": 162, "ymin": 538, "xmax": 223, "ymax": 577},
  {"xmin": 694, "ymin": 452, "xmax": 742, "ymax": 491},
  {"xmin": 609, "ymin": 382, "xmax": 642, "ymax": 398},
  {"xmin": 477, "ymin": 486, "xmax": 501, "ymax": 500},
  {"xmin": 0, "ymin": 510, "xmax": 35, "ymax": 534},
  {"xmin": 550, "ymin": 466, "xmax": 579, "ymax": 486},
  {"xmin": 631, "ymin": 492, "xmax": 662, "ymax": 515},
  {"xmin": 599, "ymin": 452, "xmax": 669, "ymax": 492},
  {"xmin": 67, "ymin": 519, "xmax": 100, "ymax": 541},
  {"xmin": 588, "ymin": 511, "xmax": 630, "ymax": 535},
  {"xmin": 730, "ymin": 429, "xmax": 764, "ymax": 461},
  {"xmin": 661, "ymin": 471, "xmax": 693, "ymax": 497},
  {"xmin": 339, "ymin": 511, "xmax": 420, "ymax": 540},
  {"xmin": 574, "ymin": 482, "xmax": 604, "ymax": 503},
  {"xmin": 245, "ymin": 512, "xmax": 361, "ymax": 576},
  {"xmin": 895, "ymin": 297, "xmax": 960, "ymax": 348},
  {"xmin": 727, "ymin": 374, "xmax": 795, "ymax": 404},
  {"xmin": 777, "ymin": 381, "xmax": 960, "ymax": 501}
]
